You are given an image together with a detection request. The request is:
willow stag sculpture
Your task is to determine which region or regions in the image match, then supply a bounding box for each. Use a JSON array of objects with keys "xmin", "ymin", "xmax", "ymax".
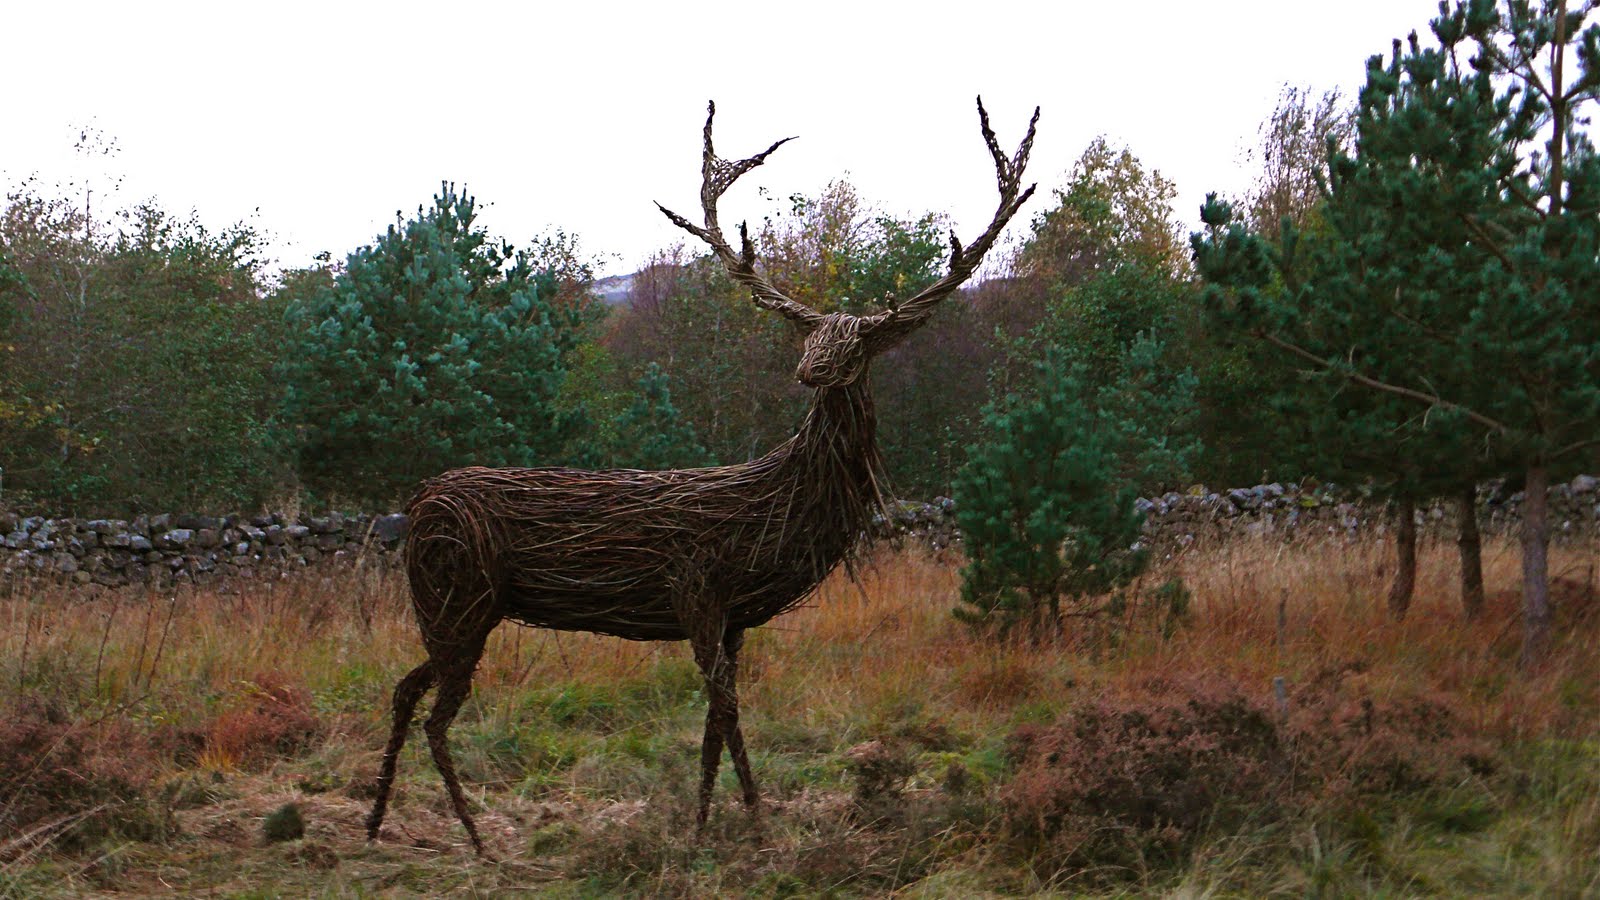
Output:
[{"xmin": 366, "ymin": 98, "xmax": 1038, "ymax": 854}]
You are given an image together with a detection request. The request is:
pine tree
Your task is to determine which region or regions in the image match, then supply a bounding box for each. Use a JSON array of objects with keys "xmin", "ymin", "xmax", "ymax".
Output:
[
  {"xmin": 276, "ymin": 184, "xmax": 594, "ymax": 507},
  {"xmin": 606, "ymin": 363, "xmax": 711, "ymax": 470},
  {"xmin": 1194, "ymin": 0, "xmax": 1600, "ymax": 662}
]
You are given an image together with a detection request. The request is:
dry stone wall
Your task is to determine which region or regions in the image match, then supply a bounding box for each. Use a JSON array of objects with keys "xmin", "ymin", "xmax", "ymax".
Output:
[
  {"xmin": 3, "ymin": 476, "xmax": 1595, "ymax": 590},
  {"xmin": 0, "ymin": 511, "xmax": 409, "ymax": 589},
  {"xmin": 882, "ymin": 475, "xmax": 1600, "ymax": 550}
]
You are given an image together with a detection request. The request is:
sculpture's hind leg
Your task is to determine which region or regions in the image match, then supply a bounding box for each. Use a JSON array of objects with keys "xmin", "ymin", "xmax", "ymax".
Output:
[
  {"xmin": 366, "ymin": 659, "xmax": 438, "ymax": 840},
  {"xmin": 423, "ymin": 625, "xmax": 493, "ymax": 855}
]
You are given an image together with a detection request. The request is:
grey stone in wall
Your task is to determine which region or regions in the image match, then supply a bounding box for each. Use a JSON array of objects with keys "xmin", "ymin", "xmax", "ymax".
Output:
[
  {"xmin": 371, "ymin": 514, "xmax": 409, "ymax": 543},
  {"xmin": 155, "ymin": 529, "xmax": 194, "ymax": 550}
]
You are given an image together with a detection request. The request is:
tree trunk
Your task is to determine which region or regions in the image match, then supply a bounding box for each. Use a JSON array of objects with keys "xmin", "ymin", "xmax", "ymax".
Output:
[
  {"xmin": 1520, "ymin": 466, "xmax": 1553, "ymax": 667},
  {"xmin": 1388, "ymin": 497, "xmax": 1417, "ymax": 619},
  {"xmin": 1458, "ymin": 482, "xmax": 1485, "ymax": 620}
]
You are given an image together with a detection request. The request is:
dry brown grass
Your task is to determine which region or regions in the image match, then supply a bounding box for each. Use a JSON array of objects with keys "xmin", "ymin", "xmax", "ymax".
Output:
[{"xmin": 0, "ymin": 531, "xmax": 1595, "ymax": 896}]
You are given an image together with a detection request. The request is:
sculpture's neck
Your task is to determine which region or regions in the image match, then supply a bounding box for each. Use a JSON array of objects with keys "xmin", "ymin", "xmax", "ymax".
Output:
[
  {"xmin": 782, "ymin": 379, "xmax": 889, "ymax": 536},
  {"xmin": 801, "ymin": 382, "xmax": 876, "ymax": 452}
]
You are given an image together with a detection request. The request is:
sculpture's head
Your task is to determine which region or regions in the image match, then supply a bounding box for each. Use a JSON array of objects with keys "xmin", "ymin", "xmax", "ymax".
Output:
[
  {"xmin": 795, "ymin": 313, "xmax": 867, "ymax": 387},
  {"xmin": 657, "ymin": 98, "xmax": 1038, "ymax": 391}
]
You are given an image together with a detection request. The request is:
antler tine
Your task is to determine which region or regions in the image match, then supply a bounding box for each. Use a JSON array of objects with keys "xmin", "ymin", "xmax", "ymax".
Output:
[
  {"xmin": 861, "ymin": 98, "xmax": 1040, "ymax": 348},
  {"xmin": 1011, "ymin": 105, "xmax": 1042, "ymax": 193},
  {"xmin": 977, "ymin": 97, "xmax": 1011, "ymax": 187},
  {"xmin": 701, "ymin": 101, "xmax": 795, "ymax": 205},
  {"xmin": 658, "ymin": 101, "xmax": 820, "ymax": 328}
]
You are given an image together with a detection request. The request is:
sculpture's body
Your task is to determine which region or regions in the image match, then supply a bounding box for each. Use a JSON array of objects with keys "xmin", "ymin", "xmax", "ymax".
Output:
[
  {"xmin": 408, "ymin": 381, "xmax": 883, "ymax": 643},
  {"xmin": 366, "ymin": 99, "xmax": 1037, "ymax": 854}
]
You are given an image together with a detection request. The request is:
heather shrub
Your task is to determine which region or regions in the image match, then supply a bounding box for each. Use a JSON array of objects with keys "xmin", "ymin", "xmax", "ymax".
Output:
[
  {"xmin": 561, "ymin": 797, "xmax": 739, "ymax": 894},
  {"xmin": 1002, "ymin": 675, "xmax": 1288, "ymax": 884},
  {"xmin": 845, "ymin": 739, "xmax": 917, "ymax": 827},
  {"xmin": 262, "ymin": 802, "xmax": 306, "ymax": 843},
  {"xmin": 1285, "ymin": 663, "xmax": 1499, "ymax": 801},
  {"xmin": 0, "ymin": 697, "xmax": 175, "ymax": 850},
  {"xmin": 1000, "ymin": 666, "xmax": 1508, "ymax": 885}
]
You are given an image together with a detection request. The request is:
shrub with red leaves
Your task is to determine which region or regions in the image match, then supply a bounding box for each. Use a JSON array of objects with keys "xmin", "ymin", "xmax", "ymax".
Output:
[{"xmin": 203, "ymin": 673, "xmax": 323, "ymax": 770}]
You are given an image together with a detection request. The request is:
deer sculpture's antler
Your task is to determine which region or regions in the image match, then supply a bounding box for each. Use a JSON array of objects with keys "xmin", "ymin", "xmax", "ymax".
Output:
[
  {"xmin": 859, "ymin": 97, "xmax": 1039, "ymax": 351},
  {"xmin": 656, "ymin": 101, "xmax": 823, "ymax": 328},
  {"xmin": 658, "ymin": 98, "xmax": 1038, "ymax": 345}
]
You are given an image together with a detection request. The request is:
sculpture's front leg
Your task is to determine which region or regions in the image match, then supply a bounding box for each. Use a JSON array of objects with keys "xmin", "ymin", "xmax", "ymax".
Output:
[
  {"xmin": 720, "ymin": 629, "xmax": 760, "ymax": 811},
  {"xmin": 695, "ymin": 684, "xmax": 728, "ymax": 828},
  {"xmin": 688, "ymin": 612, "xmax": 733, "ymax": 828}
]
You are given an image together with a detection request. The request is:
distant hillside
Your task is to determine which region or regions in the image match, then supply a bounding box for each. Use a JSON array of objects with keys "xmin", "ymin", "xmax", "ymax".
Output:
[
  {"xmin": 590, "ymin": 268, "xmax": 1008, "ymax": 311},
  {"xmin": 592, "ymin": 272, "xmax": 636, "ymax": 306}
]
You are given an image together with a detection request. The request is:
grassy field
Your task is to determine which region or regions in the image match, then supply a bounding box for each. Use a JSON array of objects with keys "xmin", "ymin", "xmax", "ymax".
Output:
[{"xmin": 1, "ymin": 532, "xmax": 1596, "ymax": 897}]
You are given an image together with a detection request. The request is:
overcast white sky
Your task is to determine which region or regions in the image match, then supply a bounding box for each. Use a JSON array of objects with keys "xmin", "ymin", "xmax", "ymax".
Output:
[{"xmin": 7, "ymin": 1, "xmax": 1447, "ymax": 277}]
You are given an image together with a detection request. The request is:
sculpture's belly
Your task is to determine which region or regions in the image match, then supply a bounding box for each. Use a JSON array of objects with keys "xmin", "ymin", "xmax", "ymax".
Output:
[
  {"xmin": 501, "ymin": 586, "xmax": 687, "ymax": 642},
  {"xmin": 497, "ymin": 552, "xmax": 843, "ymax": 642}
]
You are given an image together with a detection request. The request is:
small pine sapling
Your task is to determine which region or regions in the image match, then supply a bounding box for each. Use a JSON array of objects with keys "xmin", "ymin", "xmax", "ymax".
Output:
[
  {"xmin": 953, "ymin": 337, "xmax": 1195, "ymax": 636},
  {"xmin": 607, "ymin": 363, "xmax": 712, "ymax": 470}
]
